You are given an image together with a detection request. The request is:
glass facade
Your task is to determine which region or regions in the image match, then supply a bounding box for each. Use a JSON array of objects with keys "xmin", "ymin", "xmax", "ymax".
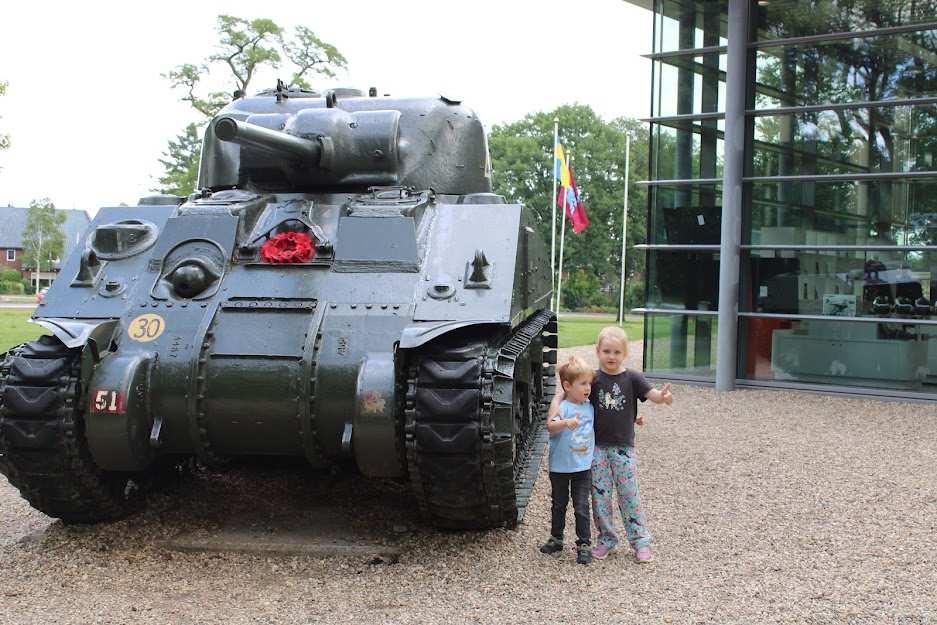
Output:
[{"xmin": 642, "ymin": 0, "xmax": 937, "ymax": 400}]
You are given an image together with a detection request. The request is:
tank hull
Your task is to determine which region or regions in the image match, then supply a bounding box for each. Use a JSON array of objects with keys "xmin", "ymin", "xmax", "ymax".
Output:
[{"xmin": 0, "ymin": 88, "xmax": 555, "ymax": 529}]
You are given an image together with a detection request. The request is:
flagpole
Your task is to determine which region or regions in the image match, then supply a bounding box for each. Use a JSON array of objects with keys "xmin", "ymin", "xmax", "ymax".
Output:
[
  {"xmin": 618, "ymin": 134, "xmax": 631, "ymax": 324},
  {"xmin": 556, "ymin": 151, "xmax": 569, "ymax": 317},
  {"xmin": 551, "ymin": 118, "xmax": 559, "ymax": 312}
]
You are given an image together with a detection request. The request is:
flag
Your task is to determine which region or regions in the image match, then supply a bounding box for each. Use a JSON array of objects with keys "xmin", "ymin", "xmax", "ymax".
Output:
[
  {"xmin": 554, "ymin": 141, "xmax": 571, "ymax": 187},
  {"xmin": 557, "ymin": 165, "xmax": 589, "ymax": 233}
]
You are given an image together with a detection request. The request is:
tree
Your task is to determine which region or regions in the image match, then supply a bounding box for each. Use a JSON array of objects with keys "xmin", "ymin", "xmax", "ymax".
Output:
[
  {"xmin": 156, "ymin": 123, "xmax": 202, "ymax": 197},
  {"xmin": 156, "ymin": 16, "xmax": 348, "ymax": 194},
  {"xmin": 21, "ymin": 198, "xmax": 66, "ymax": 292},
  {"xmin": 0, "ymin": 80, "xmax": 10, "ymax": 168},
  {"xmin": 487, "ymin": 105, "xmax": 648, "ymax": 312}
]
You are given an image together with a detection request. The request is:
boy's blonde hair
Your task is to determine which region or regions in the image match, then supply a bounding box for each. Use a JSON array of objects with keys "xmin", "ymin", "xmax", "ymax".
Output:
[
  {"xmin": 557, "ymin": 355, "xmax": 594, "ymax": 386},
  {"xmin": 596, "ymin": 326, "xmax": 629, "ymax": 352}
]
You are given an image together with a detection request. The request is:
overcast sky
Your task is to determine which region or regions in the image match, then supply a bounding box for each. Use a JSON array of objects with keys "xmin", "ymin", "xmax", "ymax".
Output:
[{"xmin": 0, "ymin": 0, "xmax": 652, "ymax": 215}]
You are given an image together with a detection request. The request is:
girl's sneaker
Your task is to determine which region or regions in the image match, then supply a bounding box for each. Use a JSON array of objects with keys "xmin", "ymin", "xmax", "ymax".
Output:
[
  {"xmin": 591, "ymin": 543, "xmax": 617, "ymax": 559},
  {"xmin": 634, "ymin": 545, "xmax": 653, "ymax": 563}
]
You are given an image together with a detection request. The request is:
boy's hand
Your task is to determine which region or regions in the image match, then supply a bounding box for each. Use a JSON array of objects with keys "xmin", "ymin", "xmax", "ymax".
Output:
[
  {"xmin": 661, "ymin": 382, "xmax": 673, "ymax": 405},
  {"xmin": 567, "ymin": 414, "xmax": 581, "ymax": 430}
]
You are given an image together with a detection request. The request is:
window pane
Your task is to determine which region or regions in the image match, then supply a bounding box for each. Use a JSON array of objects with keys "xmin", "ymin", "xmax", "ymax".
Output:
[
  {"xmin": 651, "ymin": 121, "xmax": 725, "ymax": 181},
  {"xmin": 654, "ymin": 0, "xmax": 728, "ymax": 54},
  {"xmin": 755, "ymin": 1, "xmax": 937, "ymax": 41},
  {"xmin": 648, "ymin": 184, "xmax": 722, "ymax": 245},
  {"xmin": 752, "ymin": 105, "xmax": 937, "ymax": 177},
  {"xmin": 750, "ymin": 179, "xmax": 937, "ymax": 246},
  {"xmin": 652, "ymin": 53, "xmax": 726, "ymax": 118},
  {"xmin": 743, "ymin": 317, "xmax": 937, "ymax": 394},
  {"xmin": 645, "ymin": 312, "xmax": 718, "ymax": 376},
  {"xmin": 746, "ymin": 249, "xmax": 936, "ymax": 316},
  {"xmin": 647, "ymin": 251, "xmax": 720, "ymax": 311},
  {"xmin": 755, "ymin": 31, "xmax": 937, "ymax": 109}
]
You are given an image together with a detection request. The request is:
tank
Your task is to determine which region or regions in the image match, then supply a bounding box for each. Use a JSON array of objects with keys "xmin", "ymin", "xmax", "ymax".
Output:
[{"xmin": 0, "ymin": 83, "xmax": 556, "ymax": 530}]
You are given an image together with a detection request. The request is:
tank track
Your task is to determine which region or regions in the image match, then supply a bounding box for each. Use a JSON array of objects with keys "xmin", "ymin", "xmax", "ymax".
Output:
[
  {"xmin": 405, "ymin": 310, "xmax": 557, "ymax": 529},
  {"xmin": 0, "ymin": 335, "xmax": 132, "ymax": 522}
]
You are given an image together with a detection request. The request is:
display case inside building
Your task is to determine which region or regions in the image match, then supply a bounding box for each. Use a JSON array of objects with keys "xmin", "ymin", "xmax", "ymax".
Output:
[{"xmin": 746, "ymin": 246, "xmax": 936, "ymax": 389}]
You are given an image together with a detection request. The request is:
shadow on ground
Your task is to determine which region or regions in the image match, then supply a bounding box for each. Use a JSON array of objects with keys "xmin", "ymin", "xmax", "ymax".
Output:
[{"xmin": 24, "ymin": 458, "xmax": 435, "ymax": 558}]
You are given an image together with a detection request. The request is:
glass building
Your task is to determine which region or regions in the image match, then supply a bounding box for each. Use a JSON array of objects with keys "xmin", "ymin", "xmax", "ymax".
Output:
[{"xmin": 627, "ymin": 0, "xmax": 937, "ymax": 401}]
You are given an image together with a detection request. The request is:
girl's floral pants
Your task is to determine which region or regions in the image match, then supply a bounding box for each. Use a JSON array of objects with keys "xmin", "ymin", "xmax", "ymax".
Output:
[{"xmin": 591, "ymin": 445, "xmax": 651, "ymax": 549}]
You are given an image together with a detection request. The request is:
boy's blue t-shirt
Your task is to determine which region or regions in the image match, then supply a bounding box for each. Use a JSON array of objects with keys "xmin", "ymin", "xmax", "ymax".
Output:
[{"xmin": 547, "ymin": 399, "xmax": 595, "ymax": 473}]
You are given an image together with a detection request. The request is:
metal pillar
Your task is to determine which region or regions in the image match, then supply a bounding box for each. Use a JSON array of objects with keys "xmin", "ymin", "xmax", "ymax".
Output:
[{"xmin": 715, "ymin": 0, "xmax": 749, "ymax": 391}]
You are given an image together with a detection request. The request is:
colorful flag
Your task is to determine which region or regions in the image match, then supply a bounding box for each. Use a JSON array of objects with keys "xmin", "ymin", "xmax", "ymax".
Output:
[
  {"xmin": 554, "ymin": 141, "xmax": 571, "ymax": 187},
  {"xmin": 557, "ymin": 165, "xmax": 589, "ymax": 233}
]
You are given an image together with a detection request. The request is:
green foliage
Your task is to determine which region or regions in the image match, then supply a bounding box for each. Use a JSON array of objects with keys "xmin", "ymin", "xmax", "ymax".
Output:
[
  {"xmin": 487, "ymin": 106, "xmax": 648, "ymax": 305},
  {"xmin": 155, "ymin": 123, "xmax": 201, "ymax": 196},
  {"xmin": 163, "ymin": 15, "xmax": 348, "ymax": 121},
  {"xmin": 626, "ymin": 281, "xmax": 645, "ymax": 311},
  {"xmin": 21, "ymin": 199, "xmax": 66, "ymax": 292},
  {"xmin": 212, "ymin": 16, "xmax": 284, "ymax": 99},
  {"xmin": 2, "ymin": 268, "xmax": 21, "ymax": 282},
  {"xmin": 0, "ymin": 281, "xmax": 25, "ymax": 295},
  {"xmin": 282, "ymin": 26, "xmax": 348, "ymax": 90},
  {"xmin": 560, "ymin": 269, "xmax": 603, "ymax": 309},
  {"xmin": 0, "ymin": 80, "xmax": 9, "ymax": 165},
  {"xmin": 21, "ymin": 279, "xmax": 33, "ymax": 294}
]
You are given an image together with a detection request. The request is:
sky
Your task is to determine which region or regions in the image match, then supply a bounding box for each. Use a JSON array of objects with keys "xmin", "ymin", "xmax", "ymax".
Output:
[{"xmin": 0, "ymin": 0, "xmax": 652, "ymax": 216}]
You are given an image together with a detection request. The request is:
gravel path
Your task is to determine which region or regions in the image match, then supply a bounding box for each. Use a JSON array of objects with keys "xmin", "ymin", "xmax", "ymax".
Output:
[{"xmin": 1, "ymin": 341, "xmax": 935, "ymax": 624}]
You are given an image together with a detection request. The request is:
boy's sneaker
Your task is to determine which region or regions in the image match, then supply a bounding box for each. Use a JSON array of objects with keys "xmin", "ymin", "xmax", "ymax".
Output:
[
  {"xmin": 591, "ymin": 543, "xmax": 618, "ymax": 560},
  {"xmin": 540, "ymin": 537, "xmax": 563, "ymax": 554},
  {"xmin": 634, "ymin": 545, "xmax": 653, "ymax": 563},
  {"xmin": 576, "ymin": 544, "xmax": 592, "ymax": 564}
]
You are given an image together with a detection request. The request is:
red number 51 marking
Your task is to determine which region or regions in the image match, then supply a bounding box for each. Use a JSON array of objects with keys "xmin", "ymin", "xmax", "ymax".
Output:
[{"xmin": 91, "ymin": 389, "xmax": 126, "ymax": 414}]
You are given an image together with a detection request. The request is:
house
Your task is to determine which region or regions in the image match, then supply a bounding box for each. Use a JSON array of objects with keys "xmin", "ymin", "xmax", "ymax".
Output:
[{"xmin": 0, "ymin": 206, "xmax": 92, "ymax": 287}]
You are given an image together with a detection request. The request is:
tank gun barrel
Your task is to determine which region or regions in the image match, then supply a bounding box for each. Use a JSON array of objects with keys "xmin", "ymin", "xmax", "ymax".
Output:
[{"xmin": 215, "ymin": 117, "xmax": 322, "ymax": 163}]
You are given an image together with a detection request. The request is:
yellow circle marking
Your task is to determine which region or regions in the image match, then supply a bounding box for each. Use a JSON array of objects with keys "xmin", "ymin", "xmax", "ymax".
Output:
[{"xmin": 128, "ymin": 314, "xmax": 166, "ymax": 342}]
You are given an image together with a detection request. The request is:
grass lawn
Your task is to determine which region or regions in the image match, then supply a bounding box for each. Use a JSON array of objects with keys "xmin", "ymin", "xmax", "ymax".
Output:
[
  {"xmin": 0, "ymin": 309, "xmax": 645, "ymax": 353},
  {"xmin": 0, "ymin": 309, "xmax": 48, "ymax": 352},
  {"xmin": 556, "ymin": 315, "xmax": 644, "ymax": 348}
]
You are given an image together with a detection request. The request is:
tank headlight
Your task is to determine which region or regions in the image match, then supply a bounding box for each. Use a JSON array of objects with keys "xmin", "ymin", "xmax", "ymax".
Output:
[{"xmin": 171, "ymin": 263, "xmax": 210, "ymax": 298}]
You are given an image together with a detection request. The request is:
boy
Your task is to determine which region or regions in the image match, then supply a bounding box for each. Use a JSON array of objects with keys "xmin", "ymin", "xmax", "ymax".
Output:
[{"xmin": 541, "ymin": 355, "xmax": 595, "ymax": 565}]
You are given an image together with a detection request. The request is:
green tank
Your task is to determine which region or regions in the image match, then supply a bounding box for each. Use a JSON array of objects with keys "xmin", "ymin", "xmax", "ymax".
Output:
[{"xmin": 0, "ymin": 83, "xmax": 555, "ymax": 529}]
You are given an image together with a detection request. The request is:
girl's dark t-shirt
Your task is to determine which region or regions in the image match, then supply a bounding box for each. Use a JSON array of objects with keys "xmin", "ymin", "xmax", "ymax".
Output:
[{"xmin": 589, "ymin": 369, "xmax": 653, "ymax": 447}]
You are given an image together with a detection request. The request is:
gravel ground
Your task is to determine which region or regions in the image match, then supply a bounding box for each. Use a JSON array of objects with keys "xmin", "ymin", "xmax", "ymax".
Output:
[{"xmin": 1, "ymin": 341, "xmax": 935, "ymax": 625}]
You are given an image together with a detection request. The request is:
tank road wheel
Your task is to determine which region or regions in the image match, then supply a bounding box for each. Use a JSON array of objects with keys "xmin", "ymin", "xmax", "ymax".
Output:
[
  {"xmin": 0, "ymin": 335, "xmax": 135, "ymax": 522},
  {"xmin": 405, "ymin": 310, "xmax": 556, "ymax": 529}
]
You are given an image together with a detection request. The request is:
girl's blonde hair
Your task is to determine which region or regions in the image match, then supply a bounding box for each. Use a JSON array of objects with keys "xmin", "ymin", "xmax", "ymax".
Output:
[
  {"xmin": 596, "ymin": 326, "xmax": 629, "ymax": 352},
  {"xmin": 557, "ymin": 355, "xmax": 594, "ymax": 386}
]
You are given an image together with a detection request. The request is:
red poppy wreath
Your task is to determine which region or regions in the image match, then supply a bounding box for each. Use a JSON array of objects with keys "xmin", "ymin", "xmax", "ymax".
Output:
[{"xmin": 260, "ymin": 231, "xmax": 315, "ymax": 264}]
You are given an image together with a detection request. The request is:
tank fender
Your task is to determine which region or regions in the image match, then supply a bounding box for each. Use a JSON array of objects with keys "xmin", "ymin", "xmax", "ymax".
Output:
[
  {"xmin": 399, "ymin": 320, "xmax": 503, "ymax": 349},
  {"xmin": 31, "ymin": 318, "xmax": 118, "ymax": 350},
  {"xmin": 352, "ymin": 351, "xmax": 402, "ymax": 478},
  {"xmin": 84, "ymin": 353, "xmax": 154, "ymax": 471}
]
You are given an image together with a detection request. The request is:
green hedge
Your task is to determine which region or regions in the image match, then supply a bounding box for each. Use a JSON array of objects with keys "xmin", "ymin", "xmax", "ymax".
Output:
[
  {"xmin": 1, "ymin": 269, "xmax": 22, "ymax": 283},
  {"xmin": 0, "ymin": 281, "xmax": 26, "ymax": 295}
]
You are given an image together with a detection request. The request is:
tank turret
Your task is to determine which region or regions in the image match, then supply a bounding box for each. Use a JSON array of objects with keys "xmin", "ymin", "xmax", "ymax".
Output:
[{"xmin": 0, "ymin": 85, "xmax": 555, "ymax": 530}]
